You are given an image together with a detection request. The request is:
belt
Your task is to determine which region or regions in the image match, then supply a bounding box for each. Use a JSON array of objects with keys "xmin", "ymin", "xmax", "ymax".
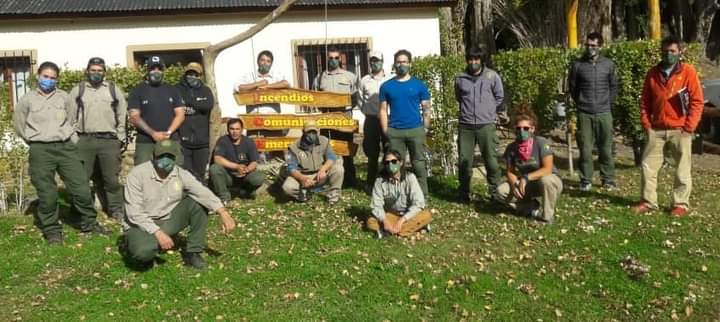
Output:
[
  {"xmin": 79, "ymin": 132, "xmax": 118, "ymax": 139},
  {"xmin": 29, "ymin": 138, "xmax": 71, "ymax": 144}
]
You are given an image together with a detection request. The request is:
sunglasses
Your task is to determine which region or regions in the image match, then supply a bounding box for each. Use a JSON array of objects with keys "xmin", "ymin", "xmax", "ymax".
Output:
[
  {"xmin": 516, "ymin": 126, "xmax": 532, "ymax": 131},
  {"xmin": 328, "ymin": 56, "xmax": 341, "ymax": 60},
  {"xmin": 383, "ymin": 159, "xmax": 399, "ymax": 165}
]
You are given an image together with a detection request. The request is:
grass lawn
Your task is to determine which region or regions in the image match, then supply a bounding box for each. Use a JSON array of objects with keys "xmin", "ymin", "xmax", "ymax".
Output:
[{"xmin": 1, "ymin": 156, "xmax": 719, "ymax": 321}]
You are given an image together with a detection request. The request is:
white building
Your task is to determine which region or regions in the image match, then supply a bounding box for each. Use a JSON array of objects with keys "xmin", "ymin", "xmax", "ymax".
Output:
[{"xmin": 0, "ymin": 0, "xmax": 450, "ymax": 117}]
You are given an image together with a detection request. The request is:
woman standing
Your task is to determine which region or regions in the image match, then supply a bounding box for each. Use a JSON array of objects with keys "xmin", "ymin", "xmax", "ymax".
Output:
[
  {"xmin": 366, "ymin": 149, "xmax": 432, "ymax": 237},
  {"xmin": 496, "ymin": 105, "xmax": 563, "ymax": 224},
  {"xmin": 13, "ymin": 61, "xmax": 109, "ymax": 245}
]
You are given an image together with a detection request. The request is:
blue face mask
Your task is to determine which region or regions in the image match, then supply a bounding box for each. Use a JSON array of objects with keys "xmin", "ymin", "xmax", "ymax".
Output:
[
  {"xmin": 395, "ymin": 64, "xmax": 410, "ymax": 76},
  {"xmin": 38, "ymin": 78, "xmax": 57, "ymax": 92},
  {"xmin": 155, "ymin": 156, "xmax": 175, "ymax": 173}
]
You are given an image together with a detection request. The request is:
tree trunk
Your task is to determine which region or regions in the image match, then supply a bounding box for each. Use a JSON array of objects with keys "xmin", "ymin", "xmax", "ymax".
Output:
[
  {"xmin": 204, "ymin": 0, "xmax": 298, "ymax": 154},
  {"xmin": 690, "ymin": 0, "xmax": 719, "ymax": 44},
  {"xmin": 612, "ymin": 0, "xmax": 626, "ymax": 39},
  {"xmin": 440, "ymin": 2, "xmax": 466, "ymax": 56},
  {"xmin": 579, "ymin": 0, "xmax": 612, "ymax": 43},
  {"xmin": 472, "ymin": 0, "xmax": 495, "ymax": 53}
]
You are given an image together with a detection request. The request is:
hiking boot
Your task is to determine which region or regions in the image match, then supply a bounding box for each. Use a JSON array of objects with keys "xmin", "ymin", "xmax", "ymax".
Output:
[
  {"xmin": 327, "ymin": 192, "xmax": 340, "ymax": 204},
  {"xmin": 579, "ymin": 182, "xmax": 592, "ymax": 192},
  {"xmin": 670, "ymin": 205, "xmax": 689, "ymax": 217},
  {"xmin": 45, "ymin": 232, "xmax": 64, "ymax": 245},
  {"xmin": 631, "ymin": 201, "xmax": 655, "ymax": 214},
  {"xmin": 182, "ymin": 252, "xmax": 207, "ymax": 270},
  {"xmin": 82, "ymin": 223, "xmax": 111, "ymax": 236}
]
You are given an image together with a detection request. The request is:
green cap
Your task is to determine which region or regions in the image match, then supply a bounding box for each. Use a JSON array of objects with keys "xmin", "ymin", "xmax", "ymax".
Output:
[{"xmin": 153, "ymin": 140, "xmax": 182, "ymax": 160}]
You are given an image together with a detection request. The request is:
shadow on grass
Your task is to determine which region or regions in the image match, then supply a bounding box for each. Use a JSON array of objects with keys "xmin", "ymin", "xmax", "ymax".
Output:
[
  {"xmin": 427, "ymin": 175, "xmax": 459, "ymax": 203},
  {"xmin": 553, "ymin": 154, "xmax": 637, "ymax": 172},
  {"xmin": 562, "ymin": 179, "xmax": 637, "ymax": 207}
]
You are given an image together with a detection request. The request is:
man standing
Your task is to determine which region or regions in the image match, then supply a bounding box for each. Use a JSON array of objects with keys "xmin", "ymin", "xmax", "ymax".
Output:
[
  {"xmin": 128, "ymin": 56, "xmax": 185, "ymax": 165},
  {"xmin": 13, "ymin": 61, "xmax": 109, "ymax": 245},
  {"xmin": 454, "ymin": 47, "xmax": 505, "ymax": 203},
  {"xmin": 312, "ymin": 47, "xmax": 360, "ymax": 188},
  {"xmin": 177, "ymin": 62, "xmax": 214, "ymax": 182},
  {"xmin": 123, "ymin": 140, "xmax": 236, "ymax": 269},
  {"xmin": 235, "ymin": 50, "xmax": 290, "ymax": 114},
  {"xmin": 568, "ymin": 32, "xmax": 618, "ymax": 191},
  {"xmin": 359, "ymin": 50, "xmax": 389, "ymax": 191},
  {"xmin": 282, "ymin": 120, "xmax": 344, "ymax": 203},
  {"xmin": 633, "ymin": 36, "xmax": 704, "ymax": 217},
  {"xmin": 379, "ymin": 49, "xmax": 432, "ymax": 197},
  {"xmin": 209, "ymin": 118, "xmax": 265, "ymax": 203},
  {"xmin": 70, "ymin": 57, "xmax": 127, "ymax": 220}
]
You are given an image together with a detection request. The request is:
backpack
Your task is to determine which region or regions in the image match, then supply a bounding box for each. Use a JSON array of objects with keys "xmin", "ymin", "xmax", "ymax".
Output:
[{"xmin": 76, "ymin": 81, "xmax": 130, "ymax": 150}]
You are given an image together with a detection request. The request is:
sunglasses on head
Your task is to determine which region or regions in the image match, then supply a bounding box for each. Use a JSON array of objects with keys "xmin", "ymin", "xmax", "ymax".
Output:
[
  {"xmin": 383, "ymin": 159, "xmax": 399, "ymax": 165},
  {"xmin": 516, "ymin": 126, "xmax": 531, "ymax": 131}
]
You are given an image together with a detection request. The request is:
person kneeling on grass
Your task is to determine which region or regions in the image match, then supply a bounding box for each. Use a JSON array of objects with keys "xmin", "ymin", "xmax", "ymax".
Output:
[
  {"xmin": 496, "ymin": 105, "xmax": 563, "ymax": 224},
  {"xmin": 123, "ymin": 140, "xmax": 236, "ymax": 270},
  {"xmin": 366, "ymin": 149, "xmax": 432, "ymax": 237}
]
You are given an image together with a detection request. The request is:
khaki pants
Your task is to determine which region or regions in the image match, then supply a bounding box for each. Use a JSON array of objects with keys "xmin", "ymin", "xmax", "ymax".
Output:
[
  {"xmin": 641, "ymin": 129, "xmax": 692, "ymax": 208},
  {"xmin": 282, "ymin": 162, "xmax": 344, "ymax": 201},
  {"xmin": 496, "ymin": 174, "xmax": 563, "ymax": 222},
  {"xmin": 366, "ymin": 210, "xmax": 433, "ymax": 237}
]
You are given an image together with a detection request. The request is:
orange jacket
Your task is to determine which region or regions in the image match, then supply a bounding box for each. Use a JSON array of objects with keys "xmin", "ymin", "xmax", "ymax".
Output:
[{"xmin": 640, "ymin": 62, "xmax": 704, "ymax": 132}]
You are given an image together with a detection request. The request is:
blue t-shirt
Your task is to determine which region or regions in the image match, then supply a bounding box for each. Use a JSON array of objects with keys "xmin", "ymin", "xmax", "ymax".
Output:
[{"xmin": 379, "ymin": 77, "xmax": 431, "ymax": 129}]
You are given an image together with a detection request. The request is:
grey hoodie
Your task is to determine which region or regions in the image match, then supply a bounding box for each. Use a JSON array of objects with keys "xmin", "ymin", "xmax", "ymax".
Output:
[{"xmin": 454, "ymin": 67, "xmax": 505, "ymax": 126}]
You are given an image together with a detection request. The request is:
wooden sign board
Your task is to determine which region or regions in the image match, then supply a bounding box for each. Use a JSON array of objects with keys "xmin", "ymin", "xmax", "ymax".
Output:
[
  {"xmin": 234, "ymin": 88, "xmax": 351, "ymax": 108},
  {"xmin": 239, "ymin": 113, "xmax": 358, "ymax": 133},
  {"xmin": 252, "ymin": 137, "xmax": 356, "ymax": 156}
]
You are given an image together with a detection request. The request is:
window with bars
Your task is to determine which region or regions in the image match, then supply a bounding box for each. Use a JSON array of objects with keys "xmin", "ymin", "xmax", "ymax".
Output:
[{"xmin": 1, "ymin": 50, "xmax": 35, "ymax": 111}]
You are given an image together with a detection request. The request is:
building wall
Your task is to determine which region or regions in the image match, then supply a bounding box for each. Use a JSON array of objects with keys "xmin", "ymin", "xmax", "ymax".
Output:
[{"xmin": 0, "ymin": 8, "xmax": 441, "ymax": 118}]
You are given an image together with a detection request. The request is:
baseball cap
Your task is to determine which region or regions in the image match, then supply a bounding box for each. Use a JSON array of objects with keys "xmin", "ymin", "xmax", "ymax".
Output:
[
  {"xmin": 86, "ymin": 57, "xmax": 106, "ymax": 70},
  {"xmin": 303, "ymin": 119, "xmax": 320, "ymax": 133},
  {"xmin": 153, "ymin": 140, "xmax": 182, "ymax": 160},
  {"xmin": 184, "ymin": 62, "xmax": 203, "ymax": 75},
  {"xmin": 146, "ymin": 55, "xmax": 165, "ymax": 70},
  {"xmin": 369, "ymin": 50, "xmax": 383, "ymax": 60}
]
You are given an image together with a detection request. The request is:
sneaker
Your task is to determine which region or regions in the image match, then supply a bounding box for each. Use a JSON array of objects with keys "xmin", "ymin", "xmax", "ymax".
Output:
[
  {"xmin": 602, "ymin": 181, "xmax": 618, "ymax": 191},
  {"xmin": 181, "ymin": 252, "xmax": 207, "ymax": 270},
  {"xmin": 579, "ymin": 182, "xmax": 592, "ymax": 192},
  {"xmin": 670, "ymin": 206, "xmax": 689, "ymax": 217},
  {"xmin": 82, "ymin": 223, "xmax": 111, "ymax": 236},
  {"xmin": 327, "ymin": 192, "xmax": 340, "ymax": 204},
  {"xmin": 45, "ymin": 232, "xmax": 64, "ymax": 245},
  {"xmin": 631, "ymin": 201, "xmax": 655, "ymax": 214}
]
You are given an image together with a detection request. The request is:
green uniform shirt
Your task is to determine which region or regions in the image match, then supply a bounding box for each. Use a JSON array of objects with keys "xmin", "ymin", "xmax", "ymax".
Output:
[
  {"xmin": 69, "ymin": 81, "xmax": 127, "ymax": 138},
  {"xmin": 123, "ymin": 161, "xmax": 224, "ymax": 234},
  {"xmin": 13, "ymin": 89, "xmax": 78, "ymax": 143},
  {"xmin": 370, "ymin": 172, "xmax": 425, "ymax": 222}
]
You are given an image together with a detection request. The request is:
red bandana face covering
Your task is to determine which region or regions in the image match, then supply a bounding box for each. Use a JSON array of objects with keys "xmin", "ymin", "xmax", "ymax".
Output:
[{"xmin": 517, "ymin": 138, "xmax": 534, "ymax": 162}]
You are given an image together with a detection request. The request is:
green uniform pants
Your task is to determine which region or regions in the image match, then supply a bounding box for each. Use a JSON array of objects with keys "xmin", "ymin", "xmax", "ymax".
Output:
[
  {"xmin": 77, "ymin": 135, "xmax": 124, "ymax": 216},
  {"xmin": 457, "ymin": 123, "xmax": 503, "ymax": 196},
  {"xmin": 576, "ymin": 112, "xmax": 615, "ymax": 185},
  {"xmin": 125, "ymin": 197, "xmax": 208, "ymax": 263},
  {"xmin": 208, "ymin": 164, "xmax": 265, "ymax": 201},
  {"xmin": 29, "ymin": 141, "xmax": 98, "ymax": 235},
  {"xmin": 387, "ymin": 126, "xmax": 428, "ymax": 196},
  {"xmin": 134, "ymin": 141, "xmax": 185, "ymax": 166},
  {"xmin": 363, "ymin": 115, "xmax": 386, "ymax": 186}
]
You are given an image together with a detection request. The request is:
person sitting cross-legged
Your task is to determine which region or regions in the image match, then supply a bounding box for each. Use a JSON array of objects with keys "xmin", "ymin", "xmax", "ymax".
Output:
[
  {"xmin": 281, "ymin": 120, "xmax": 344, "ymax": 203},
  {"xmin": 209, "ymin": 118, "xmax": 265, "ymax": 203},
  {"xmin": 366, "ymin": 149, "xmax": 432, "ymax": 237},
  {"xmin": 123, "ymin": 140, "xmax": 236, "ymax": 270},
  {"xmin": 495, "ymin": 105, "xmax": 563, "ymax": 224}
]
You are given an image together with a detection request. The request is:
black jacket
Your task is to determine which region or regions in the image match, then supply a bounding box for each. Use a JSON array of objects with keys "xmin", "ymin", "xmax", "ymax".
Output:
[
  {"xmin": 568, "ymin": 55, "xmax": 618, "ymax": 114},
  {"xmin": 176, "ymin": 79, "xmax": 214, "ymax": 148}
]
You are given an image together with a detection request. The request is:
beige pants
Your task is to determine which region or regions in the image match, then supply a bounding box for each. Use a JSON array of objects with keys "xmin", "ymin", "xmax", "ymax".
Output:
[
  {"xmin": 496, "ymin": 174, "xmax": 563, "ymax": 222},
  {"xmin": 641, "ymin": 129, "xmax": 692, "ymax": 208},
  {"xmin": 282, "ymin": 162, "xmax": 344, "ymax": 200},
  {"xmin": 366, "ymin": 210, "xmax": 433, "ymax": 237}
]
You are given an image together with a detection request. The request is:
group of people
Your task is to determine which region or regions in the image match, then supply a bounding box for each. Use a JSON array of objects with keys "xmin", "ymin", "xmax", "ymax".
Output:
[{"xmin": 11, "ymin": 32, "xmax": 704, "ymax": 270}]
